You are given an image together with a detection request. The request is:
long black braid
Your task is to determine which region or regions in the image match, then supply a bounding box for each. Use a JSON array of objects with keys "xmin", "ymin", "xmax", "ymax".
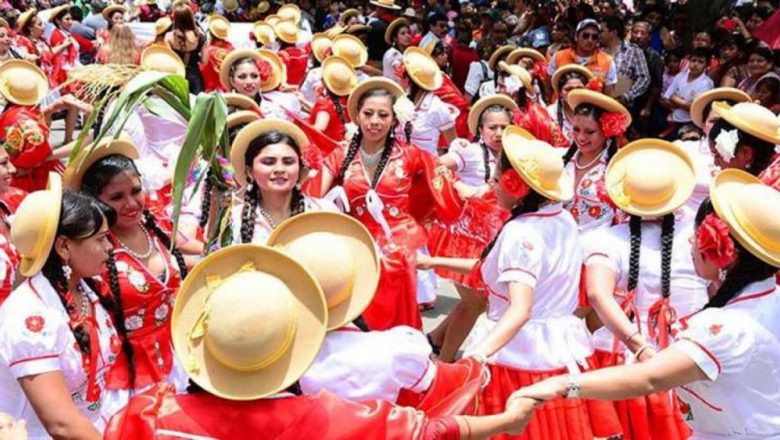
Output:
[
  {"xmin": 478, "ymin": 139, "xmax": 491, "ymax": 183},
  {"xmin": 329, "ymin": 90, "xmax": 347, "ymax": 127},
  {"xmin": 199, "ymin": 169, "xmax": 214, "ymax": 229},
  {"xmin": 142, "ymin": 209, "xmax": 188, "ymax": 279},
  {"xmin": 659, "ymin": 213, "xmax": 675, "ymax": 297},
  {"xmin": 555, "ymin": 71, "xmax": 589, "ymax": 135},
  {"xmin": 240, "ymin": 183, "xmax": 260, "ymax": 244},
  {"xmin": 626, "ymin": 215, "xmax": 642, "ymax": 292},
  {"xmin": 337, "ymin": 130, "xmax": 363, "ymax": 184},
  {"xmin": 103, "ymin": 250, "xmax": 137, "ymax": 388}
]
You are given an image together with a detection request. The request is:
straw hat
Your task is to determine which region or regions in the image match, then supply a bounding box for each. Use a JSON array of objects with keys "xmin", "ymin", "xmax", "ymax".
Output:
[
  {"xmin": 226, "ymin": 110, "xmax": 259, "ymax": 130},
  {"xmin": 207, "ymin": 15, "xmax": 230, "ymax": 40},
  {"xmin": 347, "ymin": 77, "xmax": 405, "ymax": 122},
  {"xmin": 63, "ymin": 137, "xmax": 139, "ymax": 190},
  {"xmin": 265, "ymin": 14, "xmax": 281, "ymax": 27},
  {"xmin": 488, "ymin": 45, "xmax": 514, "ymax": 72},
  {"xmin": 256, "ymin": 1, "xmax": 270, "ymax": 13},
  {"xmin": 267, "ymin": 212, "xmax": 380, "ymax": 329},
  {"xmin": 257, "ymin": 49, "xmax": 285, "ymax": 92},
  {"xmin": 0, "ymin": 60, "xmax": 49, "ymax": 106},
  {"xmin": 370, "ymin": 0, "xmax": 402, "ymax": 10},
  {"xmin": 274, "ymin": 20, "xmax": 299, "ymax": 45},
  {"xmin": 16, "ymin": 8, "xmax": 37, "ymax": 32},
  {"xmin": 567, "ymin": 88, "xmax": 632, "ymax": 127},
  {"xmin": 551, "ymin": 64, "xmax": 593, "ymax": 94},
  {"xmin": 498, "ymin": 61, "xmax": 532, "ymax": 91},
  {"xmin": 402, "ymin": 47, "xmax": 442, "ymax": 91},
  {"xmin": 321, "ymin": 56, "xmax": 358, "ymax": 97},
  {"xmin": 506, "ymin": 47, "xmax": 544, "ymax": 65},
  {"xmin": 384, "ymin": 17, "xmax": 409, "ymax": 44},
  {"xmin": 310, "ymin": 33, "xmax": 332, "ymax": 63},
  {"xmin": 222, "ymin": 0, "xmax": 238, "ymax": 13},
  {"xmin": 48, "ymin": 4, "xmax": 71, "ymax": 23},
  {"xmin": 468, "ymin": 94, "xmax": 518, "ymax": 136},
  {"xmin": 690, "ymin": 88, "xmax": 751, "ymax": 129},
  {"xmin": 277, "ymin": 4, "xmax": 301, "ymax": 24},
  {"xmin": 223, "ymin": 92, "xmax": 261, "ymax": 113},
  {"xmin": 102, "ymin": 4, "xmax": 126, "ymax": 21},
  {"xmin": 230, "ymin": 119, "xmax": 308, "ymax": 187},
  {"xmin": 11, "ymin": 173, "xmax": 62, "ymax": 277},
  {"xmin": 171, "ymin": 244, "xmax": 327, "ymax": 400},
  {"xmin": 331, "ymin": 34, "xmax": 368, "ymax": 68},
  {"xmin": 341, "ymin": 8, "xmax": 360, "ymax": 24},
  {"xmin": 710, "ymin": 169, "xmax": 780, "ymax": 268},
  {"xmin": 253, "ymin": 21, "xmax": 276, "ymax": 47},
  {"xmin": 0, "ymin": 18, "xmax": 9, "ymax": 28},
  {"xmin": 605, "ymin": 139, "xmax": 695, "ymax": 217},
  {"xmin": 219, "ymin": 49, "xmax": 259, "ymax": 91},
  {"xmin": 154, "ymin": 16, "xmax": 173, "ymax": 36},
  {"xmin": 710, "ymin": 101, "xmax": 780, "ymax": 145},
  {"xmin": 501, "ymin": 125, "xmax": 572, "ymax": 201},
  {"xmin": 141, "ymin": 45, "xmax": 185, "ymax": 76},
  {"xmin": 325, "ymin": 24, "xmax": 347, "ymax": 39}
]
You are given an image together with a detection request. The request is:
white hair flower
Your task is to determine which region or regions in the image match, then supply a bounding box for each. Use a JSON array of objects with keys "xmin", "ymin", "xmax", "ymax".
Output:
[
  {"xmin": 503, "ymin": 74, "xmax": 522, "ymax": 95},
  {"xmin": 714, "ymin": 129, "xmax": 739, "ymax": 163},
  {"xmin": 393, "ymin": 95, "xmax": 416, "ymax": 124},
  {"xmin": 344, "ymin": 122, "xmax": 358, "ymax": 141}
]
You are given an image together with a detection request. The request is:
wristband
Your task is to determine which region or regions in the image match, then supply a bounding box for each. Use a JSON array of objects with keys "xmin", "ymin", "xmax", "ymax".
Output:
[
  {"xmin": 634, "ymin": 344, "xmax": 653, "ymax": 360},
  {"xmin": 563, "ymin": 375, "xmax": 581, "ymax": 399}
]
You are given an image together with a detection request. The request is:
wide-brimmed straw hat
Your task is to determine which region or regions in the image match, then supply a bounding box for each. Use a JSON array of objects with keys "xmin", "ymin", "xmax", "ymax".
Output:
[
  {"xmin": 257, "ymin": 49, "xmax": 285, "ymax": 91},
  {"xmin": 710, "ymin": 169, "xmax": 780, "ymax": 268},
  {"xmin": 385, "ymin": 17, "xmax": 409, "ymax": 44},
  {"xmin": 11, "ymin": 173, "xmax": 62, "ymax": 277},
  {"xmin": 16, "ymin": 8, "xmax": 37, "ymax": 32},
  {"xmin": 264, "ymin": 14, "xmax": 281, "ymax": 27},
  {"xmin": 551, "ymin": 64, "xmax": 593, "ymax": 94},
  {"xmin": 226, "ymin": 110, "xmax": 259, "ymax": 130},
  {"xmin": 220, "ymin": 48, "xmax": 260, "ymax": 90},
  {"xmin": 468, "ymin": 94, "xmax": 518, "ymax": 136},
  {"xmin": 370, "ymin": 0, "xmax": 402, "ymax": 10},
  {"xmin": 690, "ymin": 88, "xmax": 751, "ymax": 129},
  {"xmin": 141, "ymin": 45, "xmax": 185, "ymax": 76},
  {"xmin": 277, "ymin": 4, "xmax": 301, "ymax": 24},
  {"xmin": 154, "ymin": 16, "xmax": 173, "ymax": 36},
  {"xmin": 311, "ymin": 33, "xmax": 332, "ymax": 63},
  {"xmin": 341, "ymin": 8, "xmax": 360, "ymax": 24},
  {"xmin": 223, "ymin": 92, "xmax": 261, "ymax": 113},
  {"xmin": 325, "ymin": 24, "xmax": 347, "ymax": 39},
  {"xmin": 347, "ymin": 77, "xmax": 404, "ymax": 122},
  {"xmin": 267, "ymin": 212, "xmax": 380, "ymax": 330},
  {"xmin": 0, "ymin": 60, "xmax": 49, "ymax": 106},
  {"xmin": 402, "ymin": 46, "xmax": 442, "ymax": 91},
  {"xmin": 710, "ymin": 101, "xmax": 780, "ymax": 145},
  {"xmin": 331, "ymin": 34, "xmax": 368, "ymax": 68},
  {"xmin": 63, "ymin": 137, "xmax": 139, "ymax": 190},
  {"xmin": 253, "ymin": 21, "xmax": 276, "ymax": 47},
  {"xmin": 605, "ymin": 139, "xmax": 695, "ymax": 217},
  {"xmin": 488, "ymin": 45, "xmax": 514, "ymax": 72},
  {"xmin": 322, "ymin": 56, "xmax": 358, "ymax": 97},
  {"xmin": 171, "ymin": 244, "xmax": 327, "ymax": 400},
  {"xmin": 207, "ymin": 14, "xmax": 230, "ymax": 40},
  {"xmin": 230, "ymin": 119, "xmax": 308, "ymax": 187},
  {"xmin": 256, "ymin": 1, "xmax": 269, "ymax": 14},
  {"xmin": 499, "ymin": 61, "xmax": 532, "ymax": 91},
  {"xmin": 567, "ymin": 88, "xmax": 632, "ymax": 127},
  {"xmin": 102, "ymin": 4, "xmax": 126, "ymax": 20},
  {"xmin": 222, "ymin": 0, "xmax": 238, "ymax": 13},
  {"xmin": 506, "ymin": 47, "xmax": 544, "ymax": 65},
  {"xmin": 502, "ymin": 125, "xmax": 572, "ymax": 201},
  {"xmin": 274, "ymin": 20, "xmax": 299, "ymax": 45},
  {"xmin": 48, "ymin": 4, "xmax": 71, "ymax": 23}
]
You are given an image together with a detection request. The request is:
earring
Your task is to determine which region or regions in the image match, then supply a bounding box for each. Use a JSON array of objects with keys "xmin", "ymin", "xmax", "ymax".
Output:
[
  {"xmin": 246, "ymin": 181, "xmax": 253, "ymax": 191},
  {"xmin": 63, "ymin": 263, "xmax": 72, "ymax": 281},
  {"xmin": 718, "ymin": 268, "xmax": 727, "ymax": 282}
]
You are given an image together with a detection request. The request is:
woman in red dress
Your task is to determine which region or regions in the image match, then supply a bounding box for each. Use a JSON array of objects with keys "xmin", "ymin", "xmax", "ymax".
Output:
[
  {"xmin": 0, "ymin": 146, "xmax": 19, "ymax": 305},
  {"xmin": 14, "ymin": 9, "xmax": 55, "ymax": 84},
  {"xmin": 309, "ymin": 55, "xmax": 355, "ymax": 143},
  {"xmin": 318, "ymin": 77, "xmax": 462, "ymax": 331},
  {"xmin": 65, "ymin": 139, "xmax": 190, "ymax": 395},
  {"xmin": 426, "ymin": 41, "xmax": 471, "ymax": 141},
  {"xmin": 199, "ymin": 15, "xmax": 234, "ymax": 92},
  {"xmin": 47, "ymin": 5, "xmax": 82, "ymax": 144},
  {"xmin": 97, "ymin": 4, "xmax": 127, "ymax": 49},
  {"xmin": 273, "ymin": 21, "xmax": 309, "ymax": 87}
]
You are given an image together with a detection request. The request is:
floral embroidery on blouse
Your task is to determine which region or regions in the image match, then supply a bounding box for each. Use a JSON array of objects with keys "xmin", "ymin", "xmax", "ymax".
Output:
[{"xmin": 564, "ymin": 152, "xmax": 620, "ymax": 231}]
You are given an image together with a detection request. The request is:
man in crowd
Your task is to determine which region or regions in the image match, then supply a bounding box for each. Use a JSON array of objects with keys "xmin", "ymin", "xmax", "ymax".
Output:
[
  {"xmin": 600, "ymin": 15, "xmax": 649, "ymax": 107},
  {"xmin": 547, "ymin": 18, "xmax": 617, "ymax": 95},
  {"xmin": 630, "ymin": 16, "xmax": 666, "ymax": 138}
]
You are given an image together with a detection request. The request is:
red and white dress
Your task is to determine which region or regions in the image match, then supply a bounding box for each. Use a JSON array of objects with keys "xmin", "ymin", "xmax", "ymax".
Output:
[
  {"xmin": 672, "ymin": 278, "xmax": 780, "ymax": 439},
  {"xmin": 395, "ymin": 92, "xmax": 458, "ymax": 155},
  {"xmin": 0, "ymin": 188, "xmax": 23, "ymax": 305},
  {"xmin": 199, "ymin": 39, "xmax": 234, "ymax": 92},
  {"xmin": 47, "ymin": 27, "xmax": 80, "ymax": 88},
  {"xmin": 467, "ymin": 203, "xmax": 622, "ymax": 439},
  {"xmin": 584, "ymin": 219, "xmax": 709, "ymax": 439},
  {"xmin": 309, "ymin": 92, "xmax": 351, "ymax": 143},
  {"xmin": 0, "ymin": 274, "xmax": 128, "ymax": 438},
  {"xmin": 564, "ymin": 148, "xmax": 622, "ymax": 232},
  {"xmin": 102, "ymin": 232, "xmax": 189, "ymax": 394},
  {"xmin": 0, "ymin": 104, "xmax": 61, "ymax": 193}
]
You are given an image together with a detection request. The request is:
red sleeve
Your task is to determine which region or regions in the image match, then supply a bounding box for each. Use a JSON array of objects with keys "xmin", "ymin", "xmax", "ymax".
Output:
[
  {"xmin": 408, "ymin": 145, "xmax": 464, "ymax": 224},
  {"xmin": 49, "ymin": 29, "xmax": 64, "ymax": 46},
  {"xmin": 104, "ymin": 383, "xmax": 176, "ymax": 440},
  {"xmin": 323, "ymin": 145, "xmax": 347, "ymax": 178},
  {"xmin": 422, "ymin": 417, "xmax": 461, "ymax": 440}
]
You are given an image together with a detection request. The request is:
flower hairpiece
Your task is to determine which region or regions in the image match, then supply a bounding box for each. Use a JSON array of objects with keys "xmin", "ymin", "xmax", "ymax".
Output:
[
  {"xmin": 531, "ymin": 60, "xmax": 548, "ymax": 80},
  {"xmin": 255, "ymin": 58, "xmax": 273, "ymax": 83},
  {"xmin": 714, "ymin": 128, "xmax": 739, "ymax": 163},
  {"xmin": 393, "ymin": 95, "xmax": 415, "ymax": 124},
  {"xmin": 586, "ymin": 77, "xmax": 604, "ymax": 92},
  {"xmin": 696, "ymin": 213, "xmax": 736, "ymax": 269},
  {"xmin": 498, "ymin": 169, "xmax": 529, "ymax": 198},
  {"xmin": 600, "ymin": 112, "xmax": 628, "ymax": 138},
  {"xmin": 301, "ymin": 145, "xmax": 323, "ymax": 171}
]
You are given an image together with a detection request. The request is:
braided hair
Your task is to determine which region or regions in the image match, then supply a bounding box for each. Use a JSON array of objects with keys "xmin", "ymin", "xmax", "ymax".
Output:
[
  {"xmin": 708, "ymin": 117, "xmax": 774, "ymax": 175},
  {"xmin": 41, "ymin": 191, "xmax": 128, "ymax": 384},
  {"xmin": 239, "ymin": 130, "xmax": 307, "ymax": 243},
  {"xmin": 562, "ymin": 103, "xmax": 618, "ymax": 165},
  {"xmin": 474, "ymin": 104, "xmax": 514, "ymax": 183},
  {"xmin": 695, "ymin": 200, "xmax": 778, "ymax": 308},
  {"xmin": 198, "ymin": 169, "xmax": 214, "ymax": 229},
  {"xmin": 625, "ymin": 213, "xmax": 675, "ymax": 296},
  {"xmin": 554, "ymin": 71, "xmax": 588, "ymax": 134},
  {"xmin": 328, "ymin": 90, "xmax": 347, "ymax": 127}
]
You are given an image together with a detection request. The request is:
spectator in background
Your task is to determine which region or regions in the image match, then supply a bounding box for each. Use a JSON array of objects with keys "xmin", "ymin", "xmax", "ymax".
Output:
[
  {"xmin": 709, "ymin": 34, "xmax": 745, "ymax": 86},
  {"xmin": 68, "ymin": 5, "xmax": 96, "ymax": 64},
  {"xmin": 83, "ymin": 0, "xmax": 107, "ymax": 34},
  {"xmin": 752, "ymin": 76, "xmax": 780, "ymax": 112},
  {"xmin": 630, "ymin": 16, "xmax": 665, "ymax": 138},
  {"xmin": 642, "ymin": 4, "xmax": 674, "ymax": 53},
  {"xmin": 419, "ymin": 12, "xmax": 448, "ymax": 49},
  {"xmin": 735, "ymin": 43, "xmax": 779, "ymax": 95},
  {"xmin": 366, "ymin": 0, "xmax": 401, "ymax": 71},
  {"xmin": 662, "ymin": 49, "xmax": 683, "ymax": 96},
  {"xmin": 547, "ymin": 20, "xmax": 572, "ymax": 58},
  {"xmin": 165, "ymin": 3, "xmax": 205, "ymax": 94},
  {"xmin": 548, "ymin": 19, "xmax": 617, "ymax": 95},
  {"xmin": 450, "ymin": 20, "xmax": 479, "ymax": 92},
  {"xmin": 463, "ymin": 37, "xmax": 495, "ymax": 102},
  {"xmin": 599, "ymin": 15, "xmax": 649, "ymax": 107},
  {"xmin": 662, "ymin": 47, "xmax": 714, "ymax": 125}
]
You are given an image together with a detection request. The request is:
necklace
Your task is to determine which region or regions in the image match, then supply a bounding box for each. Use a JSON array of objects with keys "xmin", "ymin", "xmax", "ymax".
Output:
[
  {"xmin": 78, "ymin": 284, "xmax": 90, "ymax": 317},
  {"xmin": 257, "ymin": 203, "xmax": 283, "ymax": 229},
  {"xmin": 360, "ymin": 147, "xmax": 384, "ymax": 169},
  {"xmin": 574, "ymin": 151, "xmax": 602, "ymax": 170},
  {"xmin": 116, "ymin": 224, "xmax": 154, "ymax": 260}
]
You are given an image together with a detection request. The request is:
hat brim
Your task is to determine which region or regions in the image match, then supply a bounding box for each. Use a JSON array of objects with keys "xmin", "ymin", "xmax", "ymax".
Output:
[
  {"xmin": 322, "ymin": 56, "xmax": 358, "ymax": 97},
  {"xmin": 567, "ymin": 88, "xmax": 632, "ymax": 127},
  {"xmin": 226, "ymin": 110, "xmax": 259, "ymax": 129},
  {"xmin": 384, "ymin": 17, "xmax": 409, "ymax": 44},
  {"xmin": 102, "ymin": 5, "xmax": 126, "ymax": 20},
  {"xmin": 275, "ymin": 22, "xmax": 300, "ymax": 44},
  {"xmin": 506, "ymin": 48, "xmax": 544, "ymax": 65},
  {"xmin": 267, "ymin": 212, "xmax": 380, "ymax": 329},
  {"xmin": 311, "ymin": 34, "xmax": 332, "ymax": 63},
  {"xmin": 468, "ymin": 94, "xmax": 518, "ymax": 136},
  {"xmin": 502, "ymin": 126, "xmax": 573, "ymax": 202},
  {"xmin": 208, "ymin": 17, "xmax": 230, "ymax": 40},
  {"xmin": 488, "ymin": 45, "xmax": 514, "ymax": 72},
  {"xmin": 332, "ymin": 35, "xmax": 368, "ymax": 68},
  {"xmin": 47, "ymin": 4, "xmax": 71, "ymax": 22},
  {"xmin": 551, "ymin": 64, "xmax": 593, "ymax": 94},
  {"xmin": 19, "ymin": 173, "xmax": 62, "ymax": 277},
  {"xmin": 347, "ymin": 77, "xmax": 404, "ymax": 122},
  {"xmin": 172, "ymin": 244, "xmax": 327, "ymax": 400},
  {"xmin": 711, "ymin": 169, "xmax": 780, "ymax": 268},
  {"xmin": 370, "ymin": 0, "xmax": 402, "ymax": 10},
  {"xmin": 711, "ymin": 101, "xmax": 780, "ymax": 145},
  {"xmin": 219, "ymin": 49, "xmax": 261, "ymax": 90},
  {"xmin": 231, "ymin": 119, "xmax": 309, "ymax": 187},
  {"xmin": 605, "ymin": 139, "xmax": 695, "ymax": 217},
  {"xmin": 690, "ymin": 88, "xmax": 751, "ymax": 129},
  {"xmin": 499, "ymin": 61, "xmax": 532, "ymax": 91},
  {"xmin": 257, "ymin": 49, "xmax": 286, "ymax": 92},
  {"xmin": 16, "ymin": 8, "xmax": 37, "ymax": 32},
  {"xmin": 63, "ymin": 138, "xmax": 139, "ymax": 190},
  {"xmin": 403, "ymin": 47, "xmax": 443, "ymax": 91},
  {"xmin": 141, "ymin": 45, "xmax": 185, "ymax": 76},
  {"xmin": 278, "ymin": 5, "xmax": 302, "ymax": 24},
  {"xmin": 223, "ymin": 92, "xmax": 262, "ymax": 113},
  {"xmin": 0, "ymin": 60, "xmax": 49, "ymax": 106}
]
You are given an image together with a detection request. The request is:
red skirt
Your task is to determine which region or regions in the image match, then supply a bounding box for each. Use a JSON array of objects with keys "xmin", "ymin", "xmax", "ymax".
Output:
[
  {"xmin": 593, "ymin": 350, "xmax": 691, "ymax": 440},
  {"xmin": 362, "ymin": 248, "xmax": 423, "ymax": 331},
  {"xmin": 427, "ymin": 194, "xmax": 506, "ymax": 288},
  {"xmin": 479, "ymin": 357, "xmax": 623, "ymax": 440}
]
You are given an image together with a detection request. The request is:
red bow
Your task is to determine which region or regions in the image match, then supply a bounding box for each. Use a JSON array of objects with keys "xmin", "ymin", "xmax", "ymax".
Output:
[
  {"xmin": 647, "ymin": 297, "xmax": 677, "ymax": 349},
  {"xmin": 696, "ymin": 213, "xmax": 736, "ymax": 268}
]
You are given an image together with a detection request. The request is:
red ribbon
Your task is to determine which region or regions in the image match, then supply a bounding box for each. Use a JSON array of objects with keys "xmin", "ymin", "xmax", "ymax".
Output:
[
  {"xmin": 72, "ymin": 314, "xmax": 102, "ymax": 403},
  {"xmin": 611, "ymin": 289, "xmax": 640, "ymax": 353},
  {"xmin": 647, "ymin": 297, "xmax": 677, "ymax": 350}
]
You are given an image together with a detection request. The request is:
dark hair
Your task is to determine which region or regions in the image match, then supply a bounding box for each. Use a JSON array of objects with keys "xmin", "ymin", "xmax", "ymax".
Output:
[
  {"xmin": 625, "ymin": 213, "xmax": 674, "ymax": 297},
  {"xmin": 52, "ymin": 9, "xmax": 71, "ymax": 27},
  {"xmin": 228, "ymin": 57, "xmax": 259, "ymax": 87},
  {"xmin": 430, "ymin": 41, "xmax": 447, "ymax": 58},
  {"xmin": 756, "ymin": 76, "xmax": 780, "ymax": 102},
  {"xmin": 41, "ymin": 191, "xmax": 125, "ymax": 387},
  {"xmin": 708, "ymin": 118, "xmax": 774, "ymax": 175},
  {"xmin": 80, "ymin": 154, "xmax": 188, "ymax": 387},
  {"xmin": 602, "ymin": 15, "xmax": 625, "ymax": 39},
  {"xmin": 695, "ymin": 199, "xmax": 778, "ymax": 308},
  {"xmin": 562, "ymin": 103, "xmax": 618, "ymax": 164},
  {"xmin": 427, "ymin": 12, "xmax": 448, "ymax": 29},
  {"xmin": 747, "ymin": 44, "xmax": 775, "ymax": 64},
  {"xmin": 555, "ymin": 71, "xmax": 588, "ymax": 130},
  {"xmin": 689, "ymin": 47, "xmax": 712, "ymax": 64},
  {"xmin": 475, "ymin": 104, "xmax": 513, "ymax": 182},
  {"xmin": 664, "ymin": 48, "xmax": 684, "ymax": 63},
  {"xmin": 240, "ymin": 131, "xmax": 306, "ymax": 244},
  {"xmin": 68, "ymin": 5, "xmax": 83, "ymax": 21}
]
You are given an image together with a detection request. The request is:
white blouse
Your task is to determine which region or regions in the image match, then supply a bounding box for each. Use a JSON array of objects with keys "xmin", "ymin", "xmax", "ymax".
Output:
[
  {"xmin": 674, "ymin": 138, "xmax": 718, "ymax": 223},
  {"xmin": 382, "ymin": 47, "xmax": 403, "ymax": 84},
  {"xmin": 395, "ymin": 93, "xmax": 458, "ymax": 155},
  {"xmin": 0, "ymin": 274, "xmax": 127, "ymax": 439},
  {"xmin": 448, "ymin": 140, "xmax": 497, "ymax": 187},
  {"xmin": 262, "ymin": 91, "xmax": 303, "ymax": 121},
  {"xmin": 230, "ymin": 196, "xmax": 340, "ymax": 245}
]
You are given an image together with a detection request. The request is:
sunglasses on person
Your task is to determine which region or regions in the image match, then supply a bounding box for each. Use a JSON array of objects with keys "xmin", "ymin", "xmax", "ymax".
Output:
[{"xmin": 580, "ymin": 31, "xmax": 600, "ymax": 41}]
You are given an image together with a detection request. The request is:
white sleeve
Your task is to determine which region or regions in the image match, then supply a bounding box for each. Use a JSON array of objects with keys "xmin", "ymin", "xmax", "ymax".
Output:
[
  {"xmin": 547, "ymin": 56, "xmax": 558, "ymax": 76},
  {"xmin": 673, "ymin": 309, "xmax": 757, "ymax": 381},
  {"xmin": 583, "ymin": 227, "xmax": 622, "ymax": 276},
  {"xmin": 494, "ymin": 223, "xmax": 543, "ymax": 289},
  {"xmin": 0, "ymin": 303, "xmax": 69, "ymax": 379},
  {"xmin": 449, "ymin": 141, "xmax": 483, "ymax": 174},
  {"xmin": 300, "ymin": 68, "xmax": 321, "ymax": 104},
  {"xmin": 604, "ymin": 60, "xmax": 618, "ymax": 86},
  {"xmin": 429, "ymin": 98, "xmax": 458, "ymax": 130},
  {"xmin": 230, "ymin": 201, "xmax": 244, "ymax": 245},
  {"xmin": 464, "ymin": 61, "xmax": 484, "ymax": 96},
  {"xmin": 663, "ymin": 73, "xmax": 681, "ymax": 100},
  {"xmin": 386, "ymin": 327, "xmax": 436, "ymax": 393}
]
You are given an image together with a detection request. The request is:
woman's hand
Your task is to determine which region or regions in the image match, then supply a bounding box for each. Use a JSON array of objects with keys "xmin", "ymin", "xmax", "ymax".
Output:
[
  {"xmin": 0, "ymin": 413, "xmax": 27, "ymax": 440},
  {"xmin": 511, "ymin": 376, "xmax": 566, "ymax": 402},
  {"xmin": 416, "ymin": 253, "xmax": 437, "ymax": 270},
  {"xmin": 636, "ymin": 346, "xmax": 657, "ymax": 363},
  {"xmin": 502, "ymin": 395, "xmax": 540, "ymax": 435}
]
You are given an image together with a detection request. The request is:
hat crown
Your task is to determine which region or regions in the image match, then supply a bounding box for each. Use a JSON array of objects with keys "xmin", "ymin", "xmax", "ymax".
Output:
[
  {"xmin": 7, "ymin": 70, "xmax": 37, "ymax": 99},
  {"xmin": 731, "ymin": 102, "xmax": 779, "ymax": 136},
  {"xmin": 11, "ymin": 191, "xmax": 51, "ymax": 257},
  {"xmin": 327, "ymin": 62, "xmax": 354, "ymax": 88},
  {"xmin": 622, "ymin": 154, "xmax": 675, "ymax": 207},
  {"xmin": 204, "ymin": 272, "xmax": 296, "ymax": 372},
  {"xmin": 284, "ymin": 232, "xmax": 356, "ymax": 309},
  {"xmin": 734, "ymin": 184, "xmax": 780, "ymax": 252},
  {"xmin": 536, "ymin": 148, "xmax": 564, "ymax": 189}
]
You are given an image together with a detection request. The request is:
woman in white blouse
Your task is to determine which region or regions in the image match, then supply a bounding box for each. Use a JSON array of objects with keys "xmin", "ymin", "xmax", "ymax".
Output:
[{"xmin": 382, "ymin": 17, "xmax": 413, "ymax": 84}]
